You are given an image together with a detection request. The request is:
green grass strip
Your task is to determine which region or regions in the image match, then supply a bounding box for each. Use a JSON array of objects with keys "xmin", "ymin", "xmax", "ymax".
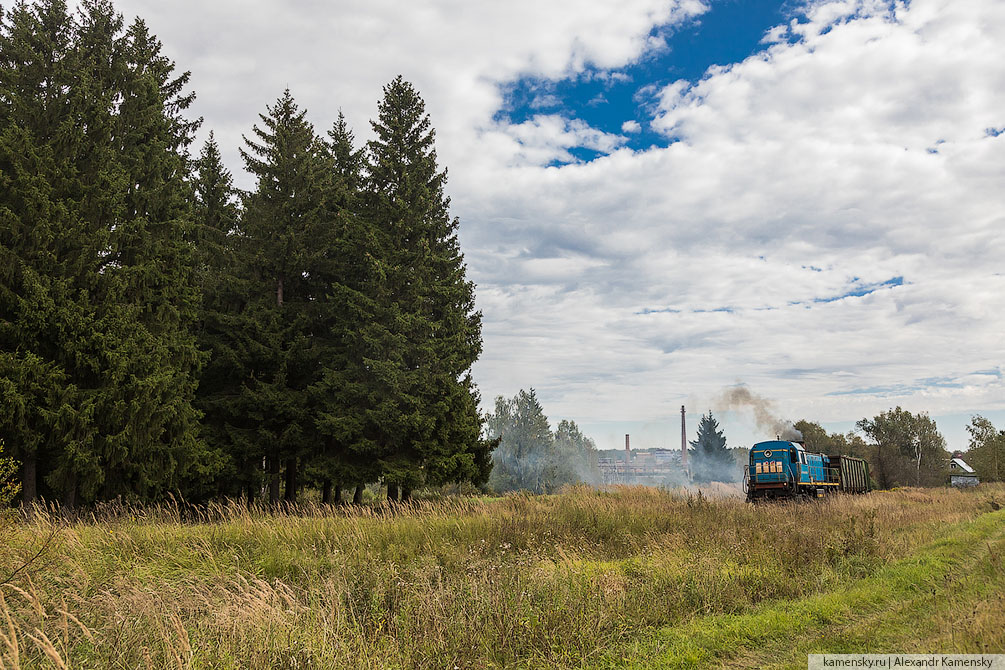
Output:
[{"xmin": 592, "ymin": 509, "xmax": 1005, "ymax": 670}]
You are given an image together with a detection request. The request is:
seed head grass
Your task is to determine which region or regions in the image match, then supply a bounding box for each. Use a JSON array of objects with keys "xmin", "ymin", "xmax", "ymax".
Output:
[{"xmin": 0, "ymin": 484, "xmax": 999, "ymax": 668}]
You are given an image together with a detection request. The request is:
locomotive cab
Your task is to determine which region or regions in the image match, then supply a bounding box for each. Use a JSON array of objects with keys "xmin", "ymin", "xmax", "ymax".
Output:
[{"xmin": 745, "ymin": 440, "xmax": 798, "ymax": 499}]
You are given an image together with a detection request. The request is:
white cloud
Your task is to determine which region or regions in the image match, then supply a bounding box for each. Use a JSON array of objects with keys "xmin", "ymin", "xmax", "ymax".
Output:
[
  {"xmin": 99, "ymin": 0, "xmax": 707, "ymax": 188},
  {"xmin": 464, "ymin": 0, "xmax": 1005, "ymax": 449},
  {"xmin": 498, "ymin": 115, "xmax": 627, "ymax": 165},
  {"xmin": 98, "ymin": 0, "xmax": 1005, "ymax": 450},
  {"xmin": 621, "ymin": 120, "xmax": 642, "ymax": 133}
]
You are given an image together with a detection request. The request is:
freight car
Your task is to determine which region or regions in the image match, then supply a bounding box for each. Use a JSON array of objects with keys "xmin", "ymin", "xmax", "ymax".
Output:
[{"xmin": 743, "ymin": 440, "xmax": 870, "ymax": 501}]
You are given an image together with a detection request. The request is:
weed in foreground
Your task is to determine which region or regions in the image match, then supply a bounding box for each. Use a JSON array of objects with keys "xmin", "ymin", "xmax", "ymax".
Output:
[{"xmin": 0, "ymin": 484, "xmax": 999, "ymax": 669}]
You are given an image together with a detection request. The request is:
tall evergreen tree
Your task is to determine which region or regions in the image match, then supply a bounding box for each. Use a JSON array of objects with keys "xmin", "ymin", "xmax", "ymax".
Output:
[
  {"xmin": 192, "ymin": 132, "xmax": 238, "ymax": 263},
  {"xmin": 0, "ymin": 0, "xmax": 209, "ymax": 504},
  {"xmin": 689, "ymin": 412, "xmax": 734, "ymax": 483},
  {"xmin": 308, "ymin": 112, "xmax": 382, "ymax": 503},
  {"xmin": 191, "ymin": 132, "xmax": 247, "ymax": 499},
  {"xmin": 365, "ymin": 76, "xmax": 485, "ymax": 499},
  {"xmin": 0, "ymin": 0, "xmax": 82, "ymax": 504},
  {"xmin": 239, "ymin": 89, "xmax": 327, "ymax": 504},
  {"xmin": 94, "ymin": 15, "xmax": 208, "ymax": 499}
]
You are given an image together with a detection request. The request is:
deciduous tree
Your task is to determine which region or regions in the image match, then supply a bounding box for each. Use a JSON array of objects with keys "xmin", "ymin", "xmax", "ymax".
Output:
[
  {"xmin": 856, "ymin": 407, "xmax": 947, "ymax": 488},
  {"xmin": 965, "ymin": 415, "xmax": 1004, "ymax": 482}
]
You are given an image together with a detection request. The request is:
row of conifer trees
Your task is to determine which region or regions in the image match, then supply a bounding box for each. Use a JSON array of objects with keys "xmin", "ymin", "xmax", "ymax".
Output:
[{"xmin": 0, "ymin": 0, "xmax": 493, "ymax": 506}]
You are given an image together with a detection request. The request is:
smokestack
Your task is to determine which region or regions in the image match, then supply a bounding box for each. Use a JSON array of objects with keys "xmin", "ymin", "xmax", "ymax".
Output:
[
  {"xmin": 681, "ymin": 405, "xmax": 688, "ymax": 472},
  {"xmin": 625, "ymin": 434, "xmax": 630, "ymax": 463}
]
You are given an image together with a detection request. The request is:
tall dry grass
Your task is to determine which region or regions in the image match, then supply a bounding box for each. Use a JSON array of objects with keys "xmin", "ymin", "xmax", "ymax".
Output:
[{"xmin": 0, "ymin": 484, "xmax": 999, "ymax": 669}]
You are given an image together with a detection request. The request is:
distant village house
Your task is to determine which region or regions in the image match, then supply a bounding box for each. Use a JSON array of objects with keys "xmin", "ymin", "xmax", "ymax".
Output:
[{"xmin": 949, "ymin": 451, "xmax": 979, "ymax": 487}]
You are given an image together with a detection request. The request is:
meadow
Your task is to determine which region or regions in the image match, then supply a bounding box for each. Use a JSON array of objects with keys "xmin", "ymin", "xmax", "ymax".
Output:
[{"xmin": 0, "ymin": 484, "xmax": 1002, "ymax": 669}]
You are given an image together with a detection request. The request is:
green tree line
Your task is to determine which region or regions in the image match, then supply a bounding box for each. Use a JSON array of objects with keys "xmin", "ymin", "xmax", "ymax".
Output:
[
  {"xmin": 485, "ymin": 389, "xmax": 598, "ymax": 494},
  {"xmin": 0, "ymin": 0, "xmax": 492, "ymax": 506},
  {"xmin": 795, "ymin": 408, "xmax": 958, "ymax": 489},
  {"xmin": 964, "ymin": 415, "xmax": 1004, "ymax": 483}
]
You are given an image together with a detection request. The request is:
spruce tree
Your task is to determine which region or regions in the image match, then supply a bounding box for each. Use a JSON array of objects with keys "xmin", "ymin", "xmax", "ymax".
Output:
[
  {"xmin": 239, "ymin": 90, "xmax": 327, "ymax": 504},
  {"xmin": 0, "ymin": 1, "xmax": 72, "ymax": 503},
  {"xmin": 191, "ymin": 133, "xmax": 248, "ymax": 499},
  {"xmin": 366, "ymin": 76, "xmax": 485, "ymax": 499},
  {"xmin": 0, "ymin": 0, "xmax": 115, "ymax": 504},
  {"xmin": 94, "ymin": 15, "xmax": 208, "ymax": 499},
  {"xmin": 689, "ymin": 412, "xmax": 734, "ymax": 483},
  {"xmin": 308, "ymin": 112, "xmax": 382, "ymax": 503},
  {"xmin": 0, "ymin": 0, "xmax": 209, "ymax": 504}
]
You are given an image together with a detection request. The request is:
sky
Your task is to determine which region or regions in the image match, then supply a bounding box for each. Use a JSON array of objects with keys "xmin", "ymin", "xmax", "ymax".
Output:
[{"xmin": 98, "ymin": 0, "xmax": 1003, "ymax": 453}]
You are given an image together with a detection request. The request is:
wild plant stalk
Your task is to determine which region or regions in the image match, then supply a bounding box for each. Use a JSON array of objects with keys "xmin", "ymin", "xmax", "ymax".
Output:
[{"xmin": 0, "ymin": 485, "xmax": 999, "ymax": 669}]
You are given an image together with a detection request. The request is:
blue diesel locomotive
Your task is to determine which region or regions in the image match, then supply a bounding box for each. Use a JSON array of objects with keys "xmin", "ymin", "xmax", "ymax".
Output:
[{"xmin": 744, "ymin": 440, "xmax": 870, "ymax": 501}]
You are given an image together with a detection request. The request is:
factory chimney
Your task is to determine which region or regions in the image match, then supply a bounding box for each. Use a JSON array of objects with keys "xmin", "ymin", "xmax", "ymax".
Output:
[
  {"xmin": 625, "ymin": 434, "xmax": 630, "ymax": 464},
  {"xmin": 681, "ymin": 405, "xmax": 688, "ymax": 474}
]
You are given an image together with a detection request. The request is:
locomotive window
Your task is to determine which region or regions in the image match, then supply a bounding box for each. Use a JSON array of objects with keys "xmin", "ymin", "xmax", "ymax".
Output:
[
  {"xmin": 790, "ymin": 449, "xmax": 798, "ymax": 464},
  {"xmin": 800, "ymin": 452, "xmax": 806, "ymax": 464}
]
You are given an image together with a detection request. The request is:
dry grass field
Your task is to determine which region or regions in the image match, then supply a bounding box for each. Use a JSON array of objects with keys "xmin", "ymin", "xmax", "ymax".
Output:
[{"xmin": 0, "ymin": 484, "xmax": 1002, "ymax": 669}]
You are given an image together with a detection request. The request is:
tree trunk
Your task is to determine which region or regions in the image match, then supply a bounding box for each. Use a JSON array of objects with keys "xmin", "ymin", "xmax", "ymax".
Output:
[
  {"xmin": 387, "ymin": 483, "xmax": 398, "ymax": 502},
  {"xmin": 400, "ymin": 486, "xmax": 412, "ymax": 503},
  {"xmin": 995, "ymin": 438, "xmax": 1000, "ymax": 481},
  {"xmin": 277, "ymin": 276, "xmax": 284, "ymax": 307},
  {"xmin": 352, "ymin": 483, "xmax": 364, "ymax": 505},
  {"xmin": 268, "ymin": 456, "xmax": 281, "ymax": 505},
  {"xmin": 244, "ymin": 482, "xmax": 256, "ymax": 506},
  {"xmin": 876, "ymin": 446, "xmax": 888, "ymax": 489},
  {"xmin": 333, "ymin": 484, "xmax": 342, "ymax": 505},
  {"xmin": 284, "ymin": 458, "xmax": 298, "ymax": 503},
  {"xmin": 63, "ymin": 471, "xmax": 77, "ymax": 512},
  {"xmin": 21, "ymin": 455, "xmax": 36, "ymax": 506},
  {"xmin": 322, "ymin": 479, "xmax": 332, "ymax": 504}
]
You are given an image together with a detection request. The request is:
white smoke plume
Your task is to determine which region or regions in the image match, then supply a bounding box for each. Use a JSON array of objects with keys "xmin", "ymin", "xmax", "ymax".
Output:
[{"xmin": 714, "ymin": 385, "xmax": 803, "ymax": 442}]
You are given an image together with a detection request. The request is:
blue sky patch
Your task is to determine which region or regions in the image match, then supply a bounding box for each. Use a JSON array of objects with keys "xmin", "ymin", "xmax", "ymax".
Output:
[
  {"xmin": 813, "ymin": 276, "xmax": 904, "ymax": 303},
  {"xmin": 636, "ymin": 307, "xmax": 682, "ymax": 315},
  {"xmin": 829, "ymin": 374, "xmax": 966, "ymax": 397},
  {"xmin": 496, "ymin": 0, "xmax": 798, "ymax": 162},
  {"xmin": 638, "ymin": 276, "xmax": 904, "ymax": 316},
  {"xmin": 827, "ymin": 384, "xmax": 916, "ymax": 397}
]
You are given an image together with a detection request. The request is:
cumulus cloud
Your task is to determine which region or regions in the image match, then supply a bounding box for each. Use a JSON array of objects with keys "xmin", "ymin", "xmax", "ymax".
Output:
[
  {"xmin": 97, "ymin": 0, "xmax": 707, "ymax": 186},
  {"xmin": 466, "ymin": 0, "xmax": 1005, "ymax": 448},
  {"xmin": 96, "ymin": 0, "xmax": 1005, "ymax": 449},
  {"xmin": 499, "ymin": 115, "xmax": 628, "ymax": 165}
]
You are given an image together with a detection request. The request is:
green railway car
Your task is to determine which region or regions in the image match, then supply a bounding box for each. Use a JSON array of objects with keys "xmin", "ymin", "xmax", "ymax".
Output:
[{"xmin": 828, "ymin": 454, "xmax": 870, "ymax": 493}]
